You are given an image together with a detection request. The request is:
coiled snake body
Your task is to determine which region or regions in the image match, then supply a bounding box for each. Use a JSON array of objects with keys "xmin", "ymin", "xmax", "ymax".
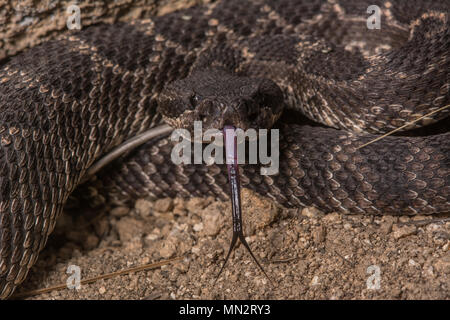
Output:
[{"xmin": 0, "ymin": 0, "xmax": 449, "ymax": 298}]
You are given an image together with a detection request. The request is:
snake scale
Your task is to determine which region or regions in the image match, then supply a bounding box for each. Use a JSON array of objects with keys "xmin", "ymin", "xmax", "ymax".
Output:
[{"xmin": 0, "ymin": 0, "xmax": 449, "ymax": 298}]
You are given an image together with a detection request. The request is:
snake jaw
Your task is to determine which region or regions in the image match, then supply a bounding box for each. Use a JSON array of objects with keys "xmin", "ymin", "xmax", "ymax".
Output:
[{"xmin": 214, "ymin": 126, "xmax": 274, "ymax": 286}]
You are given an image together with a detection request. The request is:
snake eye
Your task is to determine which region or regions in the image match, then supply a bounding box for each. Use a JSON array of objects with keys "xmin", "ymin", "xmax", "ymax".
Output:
[{"xmin": 189, "ymin": 93, "xmax": 203, "ymax": 107}]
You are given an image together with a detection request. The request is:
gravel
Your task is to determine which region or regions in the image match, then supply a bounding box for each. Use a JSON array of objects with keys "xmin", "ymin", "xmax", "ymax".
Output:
[{"xmin": 16, "ymin": 189, "xmax": 449, "ymax": 300}]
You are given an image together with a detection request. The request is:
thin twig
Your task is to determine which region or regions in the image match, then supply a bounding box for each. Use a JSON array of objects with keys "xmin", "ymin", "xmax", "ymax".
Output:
[
  {"xmin": 332, "ymin": 249, "xmax": 355, "ymax": 268},
  {"xmin": 270, "ymin": 256, "xmax": 300, "ymax": 264},
  {"xmin": 356, "ymin": 104, "xmax": 449, "ymax": 150},
  {"xmin": 12, "ymin": 256, "xmax": 182, "ymax": 299}
]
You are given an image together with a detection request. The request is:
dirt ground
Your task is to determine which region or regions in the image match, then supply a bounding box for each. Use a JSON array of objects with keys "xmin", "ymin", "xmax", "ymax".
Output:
[{"xmin": 15, "ymin": 189, "xmax": 449, "ymax": 300}]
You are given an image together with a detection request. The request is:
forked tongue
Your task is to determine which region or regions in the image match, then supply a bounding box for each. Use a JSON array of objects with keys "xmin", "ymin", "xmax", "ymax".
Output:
[{"xmin": 214, "ymin": 125, "xmax": 273, "ymax": 285}]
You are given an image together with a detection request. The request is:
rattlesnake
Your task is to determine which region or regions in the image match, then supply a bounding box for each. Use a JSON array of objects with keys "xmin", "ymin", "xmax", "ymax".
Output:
[{"xmin": 0, "ymin": 0, "xmax": 449, "ymax": 298}]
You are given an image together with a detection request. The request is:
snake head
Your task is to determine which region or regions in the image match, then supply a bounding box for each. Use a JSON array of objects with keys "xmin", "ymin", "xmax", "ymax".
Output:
[{"xmin": 157, "ymin": 68, "xmax": 284, "ymax": 132}]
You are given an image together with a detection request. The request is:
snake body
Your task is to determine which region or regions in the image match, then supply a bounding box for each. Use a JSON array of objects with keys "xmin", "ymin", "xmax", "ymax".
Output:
[{"xmin": 0, "ymin": 0, "xmax": 449, "ymax": 298}]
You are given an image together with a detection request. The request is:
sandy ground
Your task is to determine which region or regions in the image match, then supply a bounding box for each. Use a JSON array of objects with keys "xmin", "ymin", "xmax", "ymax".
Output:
[{"xmin": 15, "ymin": 189, "xmax": 449, "ymax": 300}]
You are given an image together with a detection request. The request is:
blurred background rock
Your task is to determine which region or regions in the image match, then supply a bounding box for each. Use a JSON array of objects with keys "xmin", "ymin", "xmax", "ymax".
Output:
[{"xmin": 0, "ymin": 0, "xmax": 211, "ymax": 61}]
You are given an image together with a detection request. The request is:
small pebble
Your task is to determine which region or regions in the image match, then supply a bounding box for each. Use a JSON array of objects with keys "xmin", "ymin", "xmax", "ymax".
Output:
[
  {"xmin": 185, "ymin": 198, "xmax": 208, "ymax": 214},
  {"xmin": 193, "ymin": 223, "xmax": 204, "ymax": 232},
  {"xmin": 301, "ymin": 207, "xmax": 323, "ymax": 219},
  {"xmin": 110, "ymin": 207, "xmax": 130, "ymax": 218},
  {"xmin": 116, "ymin": 217, "xmax": 144, "ymax": 242},
  {"xmin": 313, "ymin": 225, "xmax": 326, "ymax": 244},
  {"xmin": 135, "ymin": 199, "xmax": 153, "ymax": 217},
  {"xmin": 83, "ymin": 234, "xmax": 99, "ymax": 250},
  {"xmin": 311, "ymin": 275, "xmax": 320, "ymax": 286},
  {"xmin": 159, "ymin": 236, "xmax": 177, "ymax": 258},
  {"xmin": 392, "ymin": 225, "xmax": 417, "ymax": 239},
  {"xmin": 154, "ymin": 198, "xmax": 174, "ymax": 213},
  {"xmin": 379, "ymin": 216, "xmax": 396, "ymax": 235},
  {"xmin": 408, "ymin": 259, "xmax": 418, "ymax": 267},
  {"xmin": 203, "ymin": 210, "xmax": 222, "ymax": 236},
  {"xmin": 322, "ymin": 212, "xmax": 340, "ymax": 223}
]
